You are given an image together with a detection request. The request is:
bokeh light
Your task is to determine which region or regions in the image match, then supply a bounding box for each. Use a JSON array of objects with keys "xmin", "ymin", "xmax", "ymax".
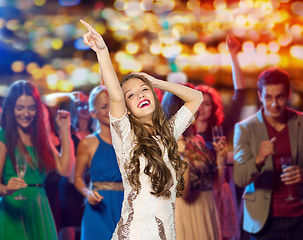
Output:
[
  {"xmin": 0, "ymin": 0, "xmax": 302, "ymax": 105},
  {"xmin": 11, "ymin": 61, "xmax": 25, "ymax": 73},
  {"xmin": 58, "ymin": 0, "xmax": 81, "ymax": 7}
]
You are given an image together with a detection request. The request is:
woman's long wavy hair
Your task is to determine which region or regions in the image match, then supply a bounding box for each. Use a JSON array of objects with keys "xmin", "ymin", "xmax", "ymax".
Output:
[
  {"xmin": 1, "ymin": 80, "xmax": 55, "ymax": 172},
  {"xmin": 195, "ymin": 85, "xmax": 224, "ymax": 132},
  {"xmin": 121, "ymin": 74, "xmax": 187, "ymax": 198}
]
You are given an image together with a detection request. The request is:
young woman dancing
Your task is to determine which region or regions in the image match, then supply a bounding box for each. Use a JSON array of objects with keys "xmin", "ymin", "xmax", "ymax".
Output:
[{"xmin": 80, "ymin": 20, "xmax": 203, "ymax": 240}]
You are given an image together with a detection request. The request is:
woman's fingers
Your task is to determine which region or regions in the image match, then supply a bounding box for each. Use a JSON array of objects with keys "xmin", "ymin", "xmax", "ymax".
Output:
[
  {"xmin": 88, "ymin": 190, "xmax": 104, "ymax": 205},
  {"xmin": 80, "ymin": 19, "xmax": 94, "ymax": 32},
  {"xmin": 82, "ymin": 32, "xmax": 90, "ymax": 45},
  {"xmin": 81, "ymin": 21, "xmax": 96, "ymax": 47},
  {"xmin": 83, "ymin": 32, "xmax": 94, "ymax": 47},
  {"xmin": 81, "ymin": 20, "xmax": 100, "ymax": 38},
  {"xmin": 7, "ymin": 178, "xmax": 27, "ymax": 190},
  {"xmin": 56, "ymin": 110, "xmax": 71, "ymax": 129},
  {"xmin": 57, "ymin": 109, "xmax": 70, "ymax": 118},
  {"xmin": 93, "ymin": 191, "xmax": 104, "ymax": 202},
  {"xmin": 81, "ymin": 20, "xmax": 106, "ymax": 51}
]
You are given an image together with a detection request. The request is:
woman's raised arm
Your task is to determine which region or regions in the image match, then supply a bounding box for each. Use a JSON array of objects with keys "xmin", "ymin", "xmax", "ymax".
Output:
[
  {"xmin": 226, "ymin": 34, "xmax": 245, "ymax": 90},
  {"xmin": 136, "ymin": 72, "xmax": 203, "ymax": 114},
  {"xmin": 51, "ymin": 110, "xmax": 74, "ymax": 177},
  {"xmin": 80, "ymin": 20, "xmax": 126, "ymax": 119}
]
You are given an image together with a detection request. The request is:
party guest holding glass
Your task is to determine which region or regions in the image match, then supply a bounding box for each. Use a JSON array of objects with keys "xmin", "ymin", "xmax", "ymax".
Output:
[
  {"xmin": 162, "ymin": 86, "xmax": 226, "ymax": 240},
  {"xmin": 195, "ymin": 34, "xmax": 244, "ymax": 240},
  {"xmin": 233, "ymin": 68, "xmax": 303, "ymax": 240},
  {"xmin": 0, "ymin": 80, "xmax": 73, "ymax": 240}
]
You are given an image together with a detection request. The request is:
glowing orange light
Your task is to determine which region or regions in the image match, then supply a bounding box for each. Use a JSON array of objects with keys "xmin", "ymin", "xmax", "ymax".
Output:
[
  {"xmin": 213, "ymin": 0, "xmax": 226, "ymax": 10},
  {"xmin": 150, "ymin": 41, "xmax": 162, "ymax": 55},
  {"xmin": 290, "ymin": 46, "xmax": 303, "ymax": 60},
  {"xmin": 126, "ymin": 42, "xmax": 139, "ymax": 55},
  {"xmin": 256, "ymin": 43, "xmax": 268, "ymax": 54},
  {"xmin": 290, "ymin": 24, "xmax": 302, "ymax": 37},
  {"xmin": 242, "ymin": 41, "xmax": 255, "ymax": 54},
  {"xmin": 187, "ymin": 0, "xmax": 200, "ymax": 11},
  {"xmin": 31, "ymin": 69, "xmax": 44, "ymax": 80},
  {"xmin": 11, "ymin": 61, "xmax": 25, "ymax": 73},
  {"xmin": 193, "ymin": 42, "xmax": 206, "ymax": 54},
  {"xmin": 57, "ymin": 80, "xmax": 73, "ymax": 92},
  {"xmin": 26, "ymin": 62, "xmax": 39, "ymax": 74},
  {"xmin": 235, "ymin": 15, "xmax": 247, "ymax": 27},
  {"xmin": 268, "ymin": 41, "xmax": 280, "ymax": 53},
  {"xmin": 278, "ymin": 34, "xmax": 293, "ymax": 46}
]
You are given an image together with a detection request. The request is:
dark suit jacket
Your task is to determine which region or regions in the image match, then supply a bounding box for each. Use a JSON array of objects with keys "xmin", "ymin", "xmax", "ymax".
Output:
[{"xmin": 233, "ymin": 107, "xmax": 303, "ymax": 234}]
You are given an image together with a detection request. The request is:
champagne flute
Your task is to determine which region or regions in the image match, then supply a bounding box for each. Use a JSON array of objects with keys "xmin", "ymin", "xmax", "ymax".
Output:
[
  {"xmin": 211, "ymin": 126, "xmax": 225, "ymax": 168},
  {"xmin": 280, "ymin": 156, "xmax": 296, "ymax": 201},
  {"xmin": 211, "ymin": 125, "xmax": 223, "ymax": 144},
  {"xmin": 15, "ymin": 154, "xmax": 27, "ymax": 200}
]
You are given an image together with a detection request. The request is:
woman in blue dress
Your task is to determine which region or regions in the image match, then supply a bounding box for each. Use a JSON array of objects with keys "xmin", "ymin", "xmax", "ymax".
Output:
[{"xmin": 74, "ymin": 85, "xmax": 123, "ymax": 240}]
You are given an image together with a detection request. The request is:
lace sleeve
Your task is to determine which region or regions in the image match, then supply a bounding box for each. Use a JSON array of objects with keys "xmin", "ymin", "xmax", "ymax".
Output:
[
  {"xmin": 109, "ymin": 112, "xmax": 131, "ymax": 142},
  {"xmin": 109, "ymin": 111, "xmax": 132, "ymax": 166},
  {"xmin": 169, "ymin": 105, "xmax": 194, "ymax": 140}
]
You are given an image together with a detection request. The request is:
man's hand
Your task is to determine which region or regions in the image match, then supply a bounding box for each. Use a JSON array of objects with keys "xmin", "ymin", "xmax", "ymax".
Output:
[
  {"xmin": 256, "ymin": 137, "xmax": 276, "ymax": 165},
  {"xmin": 281, "ymin": 166, "xmax": 303, "ymax": 185}
]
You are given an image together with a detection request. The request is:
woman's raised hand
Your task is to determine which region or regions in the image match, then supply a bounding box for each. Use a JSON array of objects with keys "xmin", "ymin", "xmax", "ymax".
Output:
[
  {"xmin": 80, "ymin": 19, "xmax": 107, "ymax": 52},
  {"xmin": 213, "ymin": 136, "xmax": 228, "ymax": 159},
  {"xmin": 56, "ymin": 110, "xmax": 71, "ymax": 131},
  {"xmin": 226, "ymin": 34, "xmax": 241, "ymax": 56},
  {"xmin": 135, "ymin": 72, "xmax": 159, "ymax": 88}
]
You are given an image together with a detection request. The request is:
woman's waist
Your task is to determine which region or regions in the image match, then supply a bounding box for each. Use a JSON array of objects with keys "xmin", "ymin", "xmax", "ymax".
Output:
[
  {"xmin": 27, "ymin": 183, "xmax": 45, "ymax": 187},
  {"xmin": 93, "ymin": 181, "xmax": 123, "ymax": 191}
]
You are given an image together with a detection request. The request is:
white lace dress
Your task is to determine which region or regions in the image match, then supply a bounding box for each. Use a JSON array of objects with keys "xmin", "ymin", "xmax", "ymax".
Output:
[{"xmin": 110, "ymin": 106, "xmax": 194, "ymax": 240}]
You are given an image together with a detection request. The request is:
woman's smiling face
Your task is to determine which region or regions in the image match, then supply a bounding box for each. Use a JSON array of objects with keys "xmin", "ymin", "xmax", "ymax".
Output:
[
  {"xmin": 122, "ymin": 77, "xmax": 155, "ymax": 124},
  {"xmin": 14, "ymin": 94, "xmax": 37, "ymax": 129},
  {"xmin": 197, "ymin": 93, "xmax": 213, "ymax": 123}
]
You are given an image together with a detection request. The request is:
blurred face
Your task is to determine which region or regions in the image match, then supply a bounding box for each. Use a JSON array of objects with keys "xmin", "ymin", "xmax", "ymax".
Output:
[
  {"xmin": 15, "ymin": 95, "xmax": 36, "ymax": 129},
  {"xmin": 77, "ymin": 101, "xmax": 90, "ymax": 120},
  {"xmin": 122, "ymin": 78, "xmax": 155, "ymax": 124},
  {"xmin": 259, "ymin": 83, "xmax": 289, "ymax": 121},
  {"xmin": 92, "ymin": 92, "xmax": 110, "ymax": 127},
  {"xmin": 197, "ymin": 93, "xmax": 213, "ymax": 123}
]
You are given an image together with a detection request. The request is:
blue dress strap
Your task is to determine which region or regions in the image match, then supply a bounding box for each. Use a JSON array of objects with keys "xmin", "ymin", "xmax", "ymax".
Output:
[{"xmin": 95, "ymin": 132, "xmax": 102, "ymax": 142}]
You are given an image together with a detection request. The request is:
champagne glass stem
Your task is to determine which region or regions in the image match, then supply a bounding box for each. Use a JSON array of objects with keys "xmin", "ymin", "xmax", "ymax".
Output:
[
  {"xmin": 281, "ymin": 157, "xmax": 296, "ymax": 201},
  {"xmin": 14, "ymin": 155, "xmax": 27, "ymax": 200},
  {"xmin": 18, "ymin": 189, "xmax": 23, "ymax": 199}
]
